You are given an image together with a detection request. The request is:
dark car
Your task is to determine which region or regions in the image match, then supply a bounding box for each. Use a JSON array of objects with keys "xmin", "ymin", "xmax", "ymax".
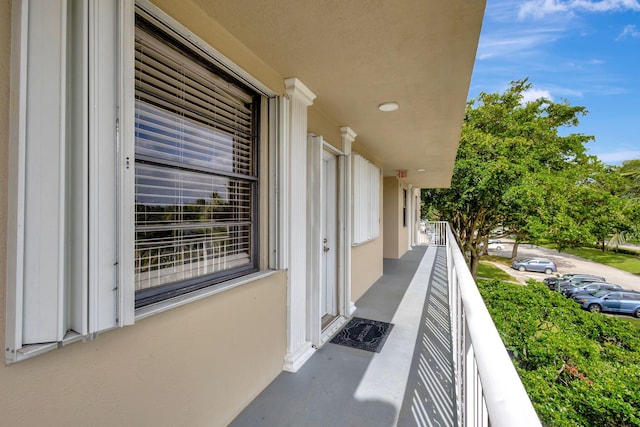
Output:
[
  {"xmin": 558, "ymin": 276, "xmax": 608, "ymax": 294},
  {"xmin": 544, "ymin": 273, "xmax": 606, "ymax": 291},
  {"xmin": 577, "ymin": 290, "xmax": 640, "ymax": 317},
  {"xmin": 566, "ymin": 282, "xmax": 624, "ymax": 299},
  {"xmin": 511, "ymin": 258, "xmax": 557, "ymax": 274}
]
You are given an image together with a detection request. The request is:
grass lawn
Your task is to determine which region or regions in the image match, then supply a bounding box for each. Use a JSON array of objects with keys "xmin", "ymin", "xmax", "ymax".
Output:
[
  {"xmin": 481, "ymin": 255, "xmax": 513, "ymax": 267},
  {"xmin": 562, "ymin": 247, "xmax": 640, "ymax": 275},
  {"xmin": 477, "ymin": 261, "xmax": 515, "ymax": 282}
]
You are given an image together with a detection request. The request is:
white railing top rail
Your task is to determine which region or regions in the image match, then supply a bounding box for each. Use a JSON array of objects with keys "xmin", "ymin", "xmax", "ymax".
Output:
[{"xmin": 445, "ymin": 224, "xmax": 542, "ymax": 427}]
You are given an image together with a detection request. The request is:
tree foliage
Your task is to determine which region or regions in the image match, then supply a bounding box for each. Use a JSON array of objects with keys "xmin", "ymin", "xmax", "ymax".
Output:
[
  {"xmin": 620, "ymin": 159, "xmax": 640, "ymax": 200},
  {"xmin": 422, "ymin": 79, "xmax": 640, "ymax": 273},
  {"xmin": 607, "ymin": 159, "xmax": 640, "ymax": 247},
  {"xmin": 479, "ymin": 280, "xmax": 640, "ymax": 427},
  {"xmin": 422, "ymin": 79, "xmax": 595, "ymax": 274}
]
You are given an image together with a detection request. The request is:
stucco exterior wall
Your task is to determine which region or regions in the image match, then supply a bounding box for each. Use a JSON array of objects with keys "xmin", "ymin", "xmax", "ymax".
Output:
[
  {"xmin": 383, "ymin": 177, "xmax": 399, "ymax": 258},
  {"xmin": 351, "ymin": 238, "xmax": 384, "ymax": 302},
  {"xmin": 383, "ymin": 176, "xmax": 410, "ymax": 259},
  {"xmin": 0, "ymin": 271, "xmax": 286, "ymax": 427},
  {"xmin": 308, "ymin": 106, "xmax": 343, "ymax": 152}
]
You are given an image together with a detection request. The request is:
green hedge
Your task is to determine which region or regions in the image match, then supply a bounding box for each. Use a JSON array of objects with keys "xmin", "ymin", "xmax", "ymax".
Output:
[{"xmin": 479, "ymin": 280, "xmax": 640, "ymax": 427}]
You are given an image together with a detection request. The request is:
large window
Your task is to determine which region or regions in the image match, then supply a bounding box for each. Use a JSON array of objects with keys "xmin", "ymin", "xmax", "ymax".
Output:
[
  {"xmin": 134, "ymin": 13, "xmax": 260, "ymax": 307},
  {"xmin": 6, "ymin": 0, "xmax": 271, "ymax": 363}
]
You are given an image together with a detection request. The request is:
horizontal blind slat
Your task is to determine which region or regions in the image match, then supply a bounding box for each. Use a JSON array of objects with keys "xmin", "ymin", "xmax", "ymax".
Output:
[{"xmin": 136, "ymin": 28, "xmax": 253, "ymax": 105}]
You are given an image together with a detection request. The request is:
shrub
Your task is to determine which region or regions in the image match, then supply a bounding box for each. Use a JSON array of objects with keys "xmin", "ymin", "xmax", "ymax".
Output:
[{"xmin": 479, "ymin": 280, "xmax": 640, "ymax": 426}]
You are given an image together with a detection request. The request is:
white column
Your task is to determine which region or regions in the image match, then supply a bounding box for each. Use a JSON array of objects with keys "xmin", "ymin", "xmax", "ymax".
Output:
[
  {"xmin": 283, "ymin": 78, "xmax": 316, "ymax": 372},
  {"xmin": 340, "ymin": 127, "xmax": 357, "ymax": 315},
  {"xmin": 408, "ymin": 185, "xmax": 414, "ymax": 250}
]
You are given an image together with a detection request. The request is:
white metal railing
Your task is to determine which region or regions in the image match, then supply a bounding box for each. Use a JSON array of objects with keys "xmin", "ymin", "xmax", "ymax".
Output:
[
  {"xmin": 417, "ymin": 220, "xmax": 447, "ymax": 246},
  {"xmin": 437, "ymin": 221, "xmax": 541, "ymax": 427}
]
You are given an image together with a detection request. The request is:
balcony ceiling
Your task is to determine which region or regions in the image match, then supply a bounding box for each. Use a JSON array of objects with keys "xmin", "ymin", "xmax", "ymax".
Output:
[{"xmin": 191, "ymin": 0, "xmax": 486, "ymax": 188}]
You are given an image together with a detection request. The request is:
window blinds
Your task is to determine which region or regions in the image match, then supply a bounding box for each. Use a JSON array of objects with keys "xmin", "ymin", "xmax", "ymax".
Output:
[{"xmin": 134, "ymin": 18, "xmax": 257, "ymax": 300}]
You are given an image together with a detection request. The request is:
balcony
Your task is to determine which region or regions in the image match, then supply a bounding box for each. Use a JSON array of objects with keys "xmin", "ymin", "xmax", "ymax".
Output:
[{"xmin": 231, "ymin": 223, "xmax": 541, "ymax": 427}]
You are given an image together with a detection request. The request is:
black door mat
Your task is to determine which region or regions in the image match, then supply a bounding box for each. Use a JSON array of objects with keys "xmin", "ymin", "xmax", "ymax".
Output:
[{"xmin": 330, "ymin": 317, "xmax": 394, "ymax": 353}]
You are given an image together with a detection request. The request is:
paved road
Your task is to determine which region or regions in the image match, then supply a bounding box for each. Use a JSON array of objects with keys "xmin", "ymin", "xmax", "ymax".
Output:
[{"xmin": 487, "ymin": 242, "xmax": 640, "ymax": 292}]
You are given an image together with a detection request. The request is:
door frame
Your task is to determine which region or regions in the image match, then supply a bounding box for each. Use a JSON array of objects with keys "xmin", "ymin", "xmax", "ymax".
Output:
[
  {"xmin": 307, "ymin": 135, "xmax": 351, "ymax": 347},
  {"xmin": 320, "ymin": 149, "xmax": 338, "ymax": 324}
]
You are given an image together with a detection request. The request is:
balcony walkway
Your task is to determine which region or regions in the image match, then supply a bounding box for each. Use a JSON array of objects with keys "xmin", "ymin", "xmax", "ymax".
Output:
[{"xmin": 230, "ymin": 245, "xmax": 456, "ymax": 427}]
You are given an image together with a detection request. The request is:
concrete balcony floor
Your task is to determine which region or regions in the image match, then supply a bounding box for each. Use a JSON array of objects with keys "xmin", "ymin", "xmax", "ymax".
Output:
[{"xmin": 230, "ymin": 245, "xmax": 456, "ymax": 427}]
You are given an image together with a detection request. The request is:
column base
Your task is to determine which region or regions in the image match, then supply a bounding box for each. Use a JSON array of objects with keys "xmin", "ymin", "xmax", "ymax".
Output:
[{"xmin": 283, "ymin": 341, "xmax": 315, "ymax": 373}]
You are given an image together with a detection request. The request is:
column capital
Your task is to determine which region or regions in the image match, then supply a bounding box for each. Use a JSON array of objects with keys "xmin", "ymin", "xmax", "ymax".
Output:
[
  {"xmin": 284, "ymin": 78, "xmax": 316, "ymax": 107},
  {"xmin": 340, "ymin": 127, "xmax": 357, "ymax": 155}
]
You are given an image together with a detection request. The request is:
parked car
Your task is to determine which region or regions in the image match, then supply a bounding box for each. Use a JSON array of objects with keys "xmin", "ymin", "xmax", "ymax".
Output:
[
  {"xmin": 577, "ymin": 290, "xmax": 640, "ymax": 317},
  {"xmin": 559, "ymin": 275, "xmax": 607, "ymax": 286},
  {"xmin": 544, "ymin": 273, "xmax": 606, "ymax": 291},
  {"xmin": 558, "ymin": 276, "xmax": 608, "ymax": 294},
  {"xmin": 566, "ymin": 282, "xmax": 624, "ymax": 299},
  {"xmin": 511, "ymin": 258, "xmax": 557, "ymax": 274},
  {"xmin": 487, "ymin": 240, "xmax": 503, "ymax": 250}
]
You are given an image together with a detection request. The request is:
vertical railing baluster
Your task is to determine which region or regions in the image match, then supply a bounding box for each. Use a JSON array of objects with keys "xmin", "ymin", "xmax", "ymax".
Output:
[{"xmin": 443, "ymin": 221, "xmax": 541, "ymax": 427}]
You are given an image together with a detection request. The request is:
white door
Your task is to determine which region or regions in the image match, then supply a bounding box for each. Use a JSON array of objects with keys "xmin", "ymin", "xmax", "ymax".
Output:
[{"xmin": 321, "ymin": 150, "xmax": 338, "ymax": 327}]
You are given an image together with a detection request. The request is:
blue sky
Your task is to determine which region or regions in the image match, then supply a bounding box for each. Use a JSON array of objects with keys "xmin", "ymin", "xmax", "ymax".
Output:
[{"xmin": 468, "ymin": 0, "xmax": 640, "ymax": 165}]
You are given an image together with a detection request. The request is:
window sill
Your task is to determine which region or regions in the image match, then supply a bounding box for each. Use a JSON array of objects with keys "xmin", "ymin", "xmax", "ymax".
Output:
[
  {"xmin": 5, "ymin": 271, "xmax": 279, "ymax": 364},
  {"xmin": 135, "ymin": 269, "xmax": 279, "ymax": 321},
  {"xmin": 6, "ymin": 331, "xmax": 85, "ymax": 364},
  {"xmin": 352, "ymin": 236, "xmax": 380, "ymax": 247}
]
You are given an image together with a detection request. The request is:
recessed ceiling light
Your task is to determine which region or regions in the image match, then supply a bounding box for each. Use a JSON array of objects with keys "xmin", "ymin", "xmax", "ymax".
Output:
[
  {"xmin": 416, "ymin": 168, "xmax": 426, "ymax": 172},
  {"xmin": 378, "ymin": 102, "xmax": 399, "ymax": 112}
]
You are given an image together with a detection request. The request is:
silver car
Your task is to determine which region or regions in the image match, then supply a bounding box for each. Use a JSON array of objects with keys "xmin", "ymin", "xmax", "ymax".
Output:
[{"xmin": 511, "ymin": 258, "xmax": 557, "ymax": 274}]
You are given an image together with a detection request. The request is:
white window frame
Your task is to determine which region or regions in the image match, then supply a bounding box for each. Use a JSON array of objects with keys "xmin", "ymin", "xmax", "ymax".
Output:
[
  {"xmin": 133, "ymin": 12, "xmax": 261, "ymax": 306},
  {"xmin": 131, "ymin": 1, "xmax": 277, "ymax": 318},
  {"xmin": 5, "ymin": 0, "xmax": 278, "ymax": 362}
]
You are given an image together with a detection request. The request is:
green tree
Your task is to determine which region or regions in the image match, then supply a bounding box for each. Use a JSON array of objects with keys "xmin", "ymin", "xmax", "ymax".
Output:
[
  {"xmin": 534, "ymin": 165, "xmax": 632, "ymax": 251},
  {"xmin": 423, "ymin": 79, "xmax": 594, "ymax": 275},
  {"xmin": 620, "ymin": 159, "xmax": 640, "ymax": 199},
  {"xmin": 607, "ymin": 159, "xmax": 640, "ymax": 246}
]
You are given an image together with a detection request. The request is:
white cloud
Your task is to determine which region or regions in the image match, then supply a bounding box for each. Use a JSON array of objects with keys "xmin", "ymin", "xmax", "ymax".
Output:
[
  {"xmin": 521, "ymin": 88, "xmax": 554, "ymax": 103},
  {"xmin": 616, "ymin": 24, "xmax": 640, "ymax": 40},
  {"xmin": 484, "ymin": 0, "xmax": 523, "ymax": 21},
  {"xmin": 573, "ymin": 0, "xmax": 640, "ymax": 12},
  {"xmin": 476, "ymin": 28, "xmax": 563, "ymax": 60},
  {"xmin": 519, "ymin": 0, "xmax": 570, "ymax": 19},
  {"xmin": 519, "ymin": 0, "xmax": 640, "ymax": 19},
  {"xmin": 551, "ymin": 86, "xmax": 585, "ymax": 98},
  {"xmin": 593, "ymin": 149, "xmax": 640, "ymax": 164}
]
